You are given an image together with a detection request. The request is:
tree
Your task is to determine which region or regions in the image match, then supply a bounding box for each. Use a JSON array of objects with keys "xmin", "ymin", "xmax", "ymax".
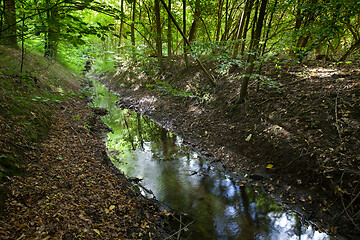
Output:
[
  {"xmin": 44, "ymin": 0, "xmax": 60, "ymax": 58},
  {"xmin": 237, "ymin": 0, "xmax": 268, "ymax": 103},
  {"xmin": 232, "ymin": 0, "xmax": 255, "ymax": 58},
  {"xmin": 0, "ymin": 0, "xmax": 17, "ymax": 48},
  {"xmin": 131, "ymin": 0, "xmax": 136, "ymax": 46},
  {"xmin": 167, "ymin": 0, "xmax": 172, "ymax": 57},
  {"xmin": 154, "ymin": 0, "xmax": 163, "ymax": 69}
]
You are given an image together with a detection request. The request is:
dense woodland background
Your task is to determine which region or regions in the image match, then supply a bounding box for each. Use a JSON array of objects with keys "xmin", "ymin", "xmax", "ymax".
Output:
[
  {"xmin": 1, "ymin": 0, "xmax": 360, "ymax": 95},
  {"xmin": 1, "ymin": 0, "xmax": 360, "ymax": 237}
]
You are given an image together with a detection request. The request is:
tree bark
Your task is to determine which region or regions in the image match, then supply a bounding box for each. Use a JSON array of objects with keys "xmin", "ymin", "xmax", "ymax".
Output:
[
  {"xmin": 232, "ymin": 0, "xmax": 254, "ymax": 58},
  {"xmin": 182, "ymin": 0, "xmax": 188, "ymax": 65},
  {"xmin": 131, "ymin": 0, "xmax": 136, "ymax": 46},
  {"xmin": 215, "ymin": 0, "xmax": 224, "ymax": 42},
  {"xmin": 44, "ymin": 0, "xmax": 59, "ymax": 58},
  {"xmin": 240, "ymin": 0, "xmax": 255, "ymax": 55},
  {"xmin": 154, "ymin": 0, "xmax": 164, "ymax": 70},
  {"xmin": 238, "ymin": 0, "xmax": 268, "ymax": 103},
  {"xmin": 167, "ymin": 0, "xmax": 172, "ymax": 57},
  {"xmin": 1, "ymin": 0, "xmax": 17, "ymax": 48},
  {"xmin": 119, "ymin": 0, "xmax": 124, "ymax": 46},
  {"xmin": 188, "ymin": 0, "xmax": 200, "ymax": 43}
]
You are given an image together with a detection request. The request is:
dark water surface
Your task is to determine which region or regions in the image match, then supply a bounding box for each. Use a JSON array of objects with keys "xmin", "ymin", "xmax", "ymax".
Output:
[{"xmin": 92, "ymin": 80, "xmax": 332, "ymax": 240}]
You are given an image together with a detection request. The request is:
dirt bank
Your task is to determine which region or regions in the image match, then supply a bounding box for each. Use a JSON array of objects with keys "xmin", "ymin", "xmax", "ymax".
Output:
[
  {"xmin": 98, "ymin": 58, "xmax": 360, "ymax": 239},
  {"xmin": 0, "ymin": 88, "xmax": 176, "ymax": 239}
]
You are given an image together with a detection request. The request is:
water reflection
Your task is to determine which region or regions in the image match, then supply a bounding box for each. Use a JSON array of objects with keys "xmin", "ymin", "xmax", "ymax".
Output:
[{"xmin": 92, "ymin": 80, "xmax": 332, "ymax": 240}]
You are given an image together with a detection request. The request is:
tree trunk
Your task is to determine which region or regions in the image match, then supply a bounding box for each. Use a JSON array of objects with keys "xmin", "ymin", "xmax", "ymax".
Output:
[
  {"xmin": 131, "ymin": 0, "xmax": 136, "ymax": 46},
  {"xmin": 1, "ymin": 0, "xmax": 17, "ymax": 48},
  {"xmin": 261, "ymin": 0, "xmax": 277, "ymax": 55},
  {"xmin": 239, "ymin": 0, "xmax": 255, "ymax": 55},
  {"xmin": 215, "ymin": 0, "xmax": 224, "ymax": 42},
  {"xmin": 238, "ymin": 0, "xmax": 268, "ymax": 103},
  {"xmin": 188, "ymin": 0, "xmax": 200, "ymax": 43},
  {"xmin": 232, "ymin": 0, "xmax": 254, "ymax": 58},
  {"xmin": 248, "ymin": 0, "xmax": 259, "ymax": 51},
  {"xmin": 339, "ymin": 38, "xmax": 360, "ymax": 61},
  {"xmin": 154, "ymin": 0, "xmax": 164, "ymax": 70},
  {"xmin": 167, "ymin": 0, "xmax": 172, "ymax": 57},
  {"xmin": 159, "ymin": 0, "xmax": 216, "ymax": 87},
  {"xmin": 44, "ymin": 0, "xmax": 59, "ymax": 58},
  {"xmin": 222, "ymin": 0, "xmax": 229, "ymax": 40},
  {"xmin": 182, "ymin": 0, "xmax": 188, "ymax": 65},
  {"xmin": 119, "ymin": 0, "xmax": 124, "ymax": 46}
]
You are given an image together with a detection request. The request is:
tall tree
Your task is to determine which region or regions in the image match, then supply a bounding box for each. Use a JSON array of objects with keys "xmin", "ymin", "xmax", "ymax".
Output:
[
  {"xmin": 44, "ymin": 0, "xmax": 60, "ymax": 58},
  {"xmin": 154, "ymin": 0, "xmax": 163, "ymax": 69},
  {"xmin": 215, "ymin": 0, "xmax": 224, "ymax": 42},
  {"xmin": 167, "ymin": 0, "xmax": 172, "ymax": 57},
  {"xmin": 182, "ymin": 0, "xmax": 188, "ymax": 65},
  {"xmin": 1, "ymin": 0, "xmax": 17, "ymax": 48},
  {"xmin": 118, "ymin": 0, "xmax": 124, "ymax": 47},
  {"xmin": 237, "ymin": 0, "xmax": 268, "ymax": 103},
  {"xmin": 232, "ymin": 0, "xmax": 255, "ymax": 58},
  {"xmin": 188, "ymin": 0, "xmax": 200, "ymax": 43},
  {"xmin": 131, "ymin": 0, "xmax": 136, "ymax": 46}
]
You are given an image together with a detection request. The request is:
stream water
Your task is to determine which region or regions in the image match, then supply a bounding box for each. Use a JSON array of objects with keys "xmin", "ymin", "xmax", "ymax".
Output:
[{"xmin": 92, "ymin": 80, "xmax": 333, "ymax": 240}]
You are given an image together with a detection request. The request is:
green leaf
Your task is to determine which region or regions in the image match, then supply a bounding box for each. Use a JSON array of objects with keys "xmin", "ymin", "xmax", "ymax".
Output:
[
  {"xmin": 245, "ymin": 134, "xmax": 252, "ymax": 142},
  {"xmin": 93, "ymin": 229, "xmax": 101, "ymax": 235}
]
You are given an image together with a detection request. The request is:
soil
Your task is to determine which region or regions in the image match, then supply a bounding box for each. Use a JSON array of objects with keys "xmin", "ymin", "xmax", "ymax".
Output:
[
  {"xmin": 0, "ymin": 93, "xmax": 177, "ymax": 239},
  {"xmin": 99, "ymin": 57, "xmax": 360, "ymax": 239}
]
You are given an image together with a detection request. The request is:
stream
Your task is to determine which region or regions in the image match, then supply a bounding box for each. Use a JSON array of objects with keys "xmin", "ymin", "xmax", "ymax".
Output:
[{"xmin": 91, "ymin": 80, "xmax": 333, "ymax": 239}]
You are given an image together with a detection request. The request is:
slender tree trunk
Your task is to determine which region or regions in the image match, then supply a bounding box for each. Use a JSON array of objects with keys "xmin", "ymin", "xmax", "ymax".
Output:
[
  {"xmin": 167, "ymin": 0, "xmax": 172, "ymax": 57},
  {"xmin": 238, "ymin": 0, "xmax": 268, "ymax": 103},
  {"xmin": 222, "ymin": 0, "xmax": 229, "ymax": 40},
  {"xmin": 339, "ymin": 38, "xmax": 360, "ymax": 61},
  {"xmin": 131, "ymin": 0, "xmax": 136, "ymax": 46},
  {"xmin": 240, "ymin": 0, "xmax": 255, "ymax": 55},
  {"xmin": 119, "ymin": 0, "xmax": 124, "ymax": 46},
  {"xmin": 261, "ymin": 0, "xmax": 277, "ymax": 55},
  {"xmin": 159, "ymin": 0, "xmax": 216, "ymax": 87},
  {"xmin": 232, "ymin": 0, "xmax": 254, "ymax": 58},
  {"xmin": 1, "ymin": 0, "xmax": 17, "ymax": 48},
  {"xmin": 215, "ymin": 0, "xmax": 224, "ymax": 42},
  {"xmin": 248, "ymin": 0, "xmax": 259, "ymax": 51},
  {"xmin": 188, "ymin": 0, "xmax": 200, "ymax": 43},
  {"xmin": 182, "ymin": 0, "xmax": 188, "ymax": 65},
  {"xmin": 154, "ymin": 0, "xmax": 164, "ymax": 70}
]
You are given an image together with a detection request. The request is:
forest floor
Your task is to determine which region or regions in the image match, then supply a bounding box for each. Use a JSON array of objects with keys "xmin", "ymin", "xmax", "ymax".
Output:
[
  {"xmin": 0, "ymin": 46, "xmax": 178, "ymax": 239},
  {"xmin": 101, "ymin": 57, "xmax": 360, "ymax": 239}
]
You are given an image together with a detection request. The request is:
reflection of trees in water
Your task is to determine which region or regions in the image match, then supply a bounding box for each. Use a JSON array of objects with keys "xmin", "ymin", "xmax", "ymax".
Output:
[{"xmin": 93, "ymin": 80, "xmax": 329, "ymax": 240}]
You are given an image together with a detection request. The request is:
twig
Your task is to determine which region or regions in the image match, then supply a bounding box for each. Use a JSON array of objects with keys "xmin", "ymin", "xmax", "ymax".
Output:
[
  {"xmin": 334, "ymin": 87, "xmax": 342, "ymax": 141},
  {"xmin": 70, "ymin": 126, "xmax": 84, "ymax": 146},
  {"xmin": 164, "ymin": 219, "xmax": 195, "ymax": 240},
  {"xmin": 177, "ymin": 214, "xmax": 182, "ymax": 240},
  {"xmin": 334, "ymin": 171, "xmax": 360, "ymax": 231}
]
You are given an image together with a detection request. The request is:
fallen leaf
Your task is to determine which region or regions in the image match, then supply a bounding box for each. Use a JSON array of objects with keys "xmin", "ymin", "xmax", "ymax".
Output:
[
  {"xmin": 245, "ymin": 134, "xmax": 252, "ymax": 141},
  {"xmin": 93, "ymin": 229, "xmax": 101, "ymax": 235},
  {"xmin": 266, "ymin": 164, "xmax": 274, "ymax": 169}
]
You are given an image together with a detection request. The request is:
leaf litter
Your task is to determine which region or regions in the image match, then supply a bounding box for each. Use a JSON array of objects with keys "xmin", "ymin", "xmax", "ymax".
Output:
[{"xmin": 0, "ymin": 97, "xmax": 176, "ymax": 239}]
